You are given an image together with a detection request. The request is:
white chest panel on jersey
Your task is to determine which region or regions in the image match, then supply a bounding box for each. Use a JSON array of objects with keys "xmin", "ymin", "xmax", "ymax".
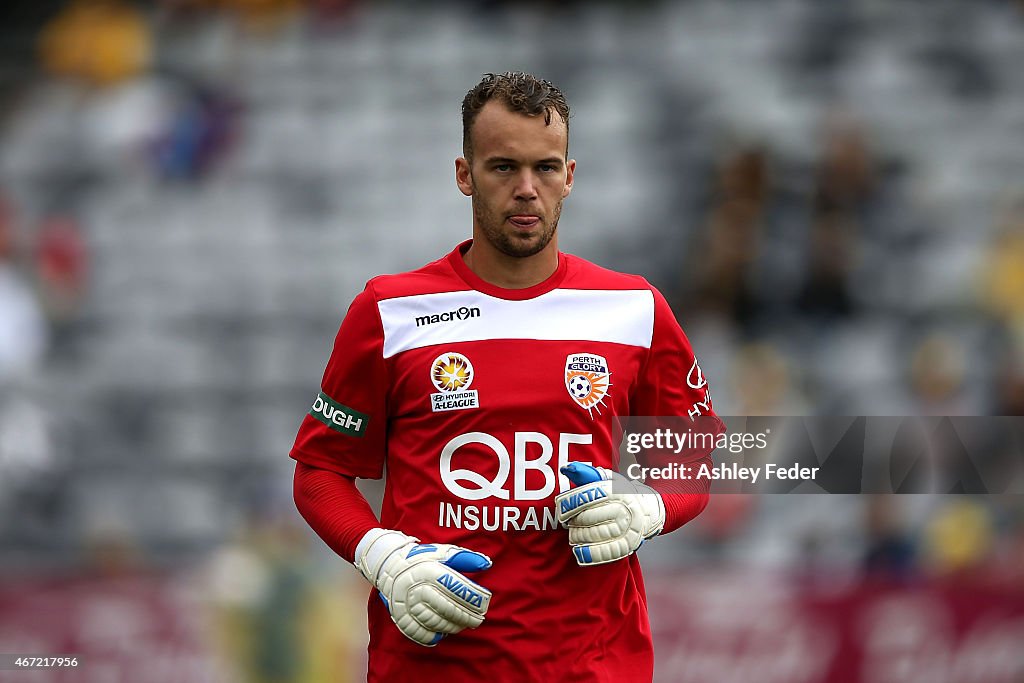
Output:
[{"xmin": 376, "ymin": 288, "xmax": 655, "ymax": 359}]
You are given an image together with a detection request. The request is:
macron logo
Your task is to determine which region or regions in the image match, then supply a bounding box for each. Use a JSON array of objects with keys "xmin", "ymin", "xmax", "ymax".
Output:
[
  {"xmin": 437, "ymin": 573, "xmax": 484, "ymax": 608},
  {"xmin": 415, "ymin": 306, "xmax": 481, "ymax": 327},
  {"xmin": 559, "ymin": 487, "xmax": 607, "ymax": 515}
]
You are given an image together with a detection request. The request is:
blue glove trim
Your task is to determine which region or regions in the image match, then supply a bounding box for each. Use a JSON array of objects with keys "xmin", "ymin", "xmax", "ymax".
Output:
[
  {"xmin": 444, "ymin": 550, "xmax": 493, "ymax": 573},
  {"xmin": 573, "ymin": 546, "xmax": 593, "ymax": 564},
  {"xmin": 562, "ymin": 462, "xmax": 603, "ymax": 486}
]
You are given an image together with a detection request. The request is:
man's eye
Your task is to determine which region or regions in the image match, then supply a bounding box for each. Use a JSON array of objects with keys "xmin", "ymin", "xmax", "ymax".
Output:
[
  {"xmin": 539, "ymin": 165, "xmax": 556, "ymax": 172},
  {"xmin": 495, "ymin": 164, "xmax": 512, "ymax": 172}
]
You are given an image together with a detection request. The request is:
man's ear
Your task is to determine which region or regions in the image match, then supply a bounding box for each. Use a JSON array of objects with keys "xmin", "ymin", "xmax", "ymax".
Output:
[
  {"xmin": 562, "ymin": 158, "xmax": 576, "ymax": 198},
  {"xmin": 455, "ymin": 157, "xmax": 473, "ymax": 197}
]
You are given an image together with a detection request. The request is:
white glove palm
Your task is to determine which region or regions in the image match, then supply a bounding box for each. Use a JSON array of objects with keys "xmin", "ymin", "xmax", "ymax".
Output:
[
  {"xmin": 354, "ymin": 528, "xmax": 493, "ymax": 646},
  {"xmin": 555, "ymin": 463, "xmax": 665, "ymax": 566}
]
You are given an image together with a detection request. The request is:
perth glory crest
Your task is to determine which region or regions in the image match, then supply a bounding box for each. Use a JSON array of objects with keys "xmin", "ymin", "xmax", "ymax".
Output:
[{"xmin": 565, "ymin": 353, "xmax": 611, "ymax": 418}]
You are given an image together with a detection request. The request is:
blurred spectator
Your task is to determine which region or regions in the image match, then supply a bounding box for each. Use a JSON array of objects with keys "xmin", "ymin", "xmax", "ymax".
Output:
[
  {"xmin": 203, "ymin": 506, "xmax": 354, "ymax": 683},
  {"xmin": 978, "ymin": 199, "xmax": 1024, "ymax": 415},
  {"xmin": 152, "ymin": 84, "xmax": 241, "ymax": 181},
  {"xmin": 687, "ymin": 145, "xmax": 770, "ymax": 330},
  {"xmin": 795, "ymin": 211, "xmax": 859, "ymax": 319},
  {"xmin": 34, "ymin": 214, "xmax": 89, "ymax": 331},
  {"xmin": 247, "ymin": 521, "xmax": 309, "ymax": 683},
  {"xmin": 0, "ymin": 393, "xmax": 56, "ymax": 500},
  {"xmin": 0, "ymin": 197, "xmax": 48, "ymax": 382},
  {"xmin": 978, "ymin": 198, "xmax": 1024, "ymax": 333},
  {"xmin": 922, "ymin": 497, "xmax": 994, "ymax": 576},
  {"xmin": 39, "ymin": 0, "xmax": 152, "ymax": 87},
  {"xmin": 728, "ymin": 342, "xmax": 808, "ymax": 415},
  {"xmin": 795, "ymin": 116, "xmax": 876, "ymax": 320},
  {"xmin": 907, "ymin": 333, "xmax": 969, "ymax": 415},
  {"xmin": 862, "ymin": 496, "xmax": 916, "ymax": 581},
  {"xmin": 811, "ymin": 115, "xmax": 877, "ymax": 219},
  {"xmin": 0, "ymin": 199, "xmax": 56, "ymax": 532},
  {"xmin": 993, "ymin": 357, "xmax": 1024, "ymax": 416}
]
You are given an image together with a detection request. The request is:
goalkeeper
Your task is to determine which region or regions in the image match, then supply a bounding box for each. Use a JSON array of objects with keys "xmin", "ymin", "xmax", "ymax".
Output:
[{"xmin": 289, "ymin": 71, "xmax": 723, "ymax": 681}]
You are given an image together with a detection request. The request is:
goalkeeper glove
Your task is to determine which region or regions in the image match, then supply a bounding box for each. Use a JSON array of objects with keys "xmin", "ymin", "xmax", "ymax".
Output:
[
  {"xmin": 555, "ymin": 463, "xmax": 665, "ymax": 566},
  {"xmin": 354, "ymin": 528, "xmax": 493, "ymax": 646}
]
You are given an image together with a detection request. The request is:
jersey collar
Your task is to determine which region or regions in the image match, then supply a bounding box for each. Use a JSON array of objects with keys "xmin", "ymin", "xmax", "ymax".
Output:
[{"xmin": 447, "ymin": 239, "xmax": 568, "ymax": 301}]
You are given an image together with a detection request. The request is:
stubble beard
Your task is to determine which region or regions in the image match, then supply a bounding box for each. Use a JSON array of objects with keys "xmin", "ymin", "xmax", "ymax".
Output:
[{"xmin": 472, "ymin": 195, "xmax": 562, "ymax": 259}]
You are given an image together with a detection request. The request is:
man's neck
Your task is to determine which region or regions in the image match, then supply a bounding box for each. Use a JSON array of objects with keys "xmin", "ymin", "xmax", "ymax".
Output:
[{"xmin": 462, "ymin": 238, "xmax": 559, "ymax": 290}]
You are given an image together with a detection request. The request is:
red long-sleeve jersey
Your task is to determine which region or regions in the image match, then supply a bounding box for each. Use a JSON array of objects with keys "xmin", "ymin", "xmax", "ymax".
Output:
[{"xmin": 290, "ymin": 241, "xmax": 722, "ymax": 682}]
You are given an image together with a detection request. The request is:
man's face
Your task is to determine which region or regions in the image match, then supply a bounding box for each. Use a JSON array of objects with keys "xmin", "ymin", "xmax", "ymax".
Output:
[{"xmin": 456, "ymin": 101, "xmax": 575, "ymax": 258}]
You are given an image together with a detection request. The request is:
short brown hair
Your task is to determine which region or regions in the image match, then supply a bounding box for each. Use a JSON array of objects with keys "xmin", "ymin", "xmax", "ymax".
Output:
[{"xmin": 461, "ymin": 71, "xmax": 571, "ymax": 159}]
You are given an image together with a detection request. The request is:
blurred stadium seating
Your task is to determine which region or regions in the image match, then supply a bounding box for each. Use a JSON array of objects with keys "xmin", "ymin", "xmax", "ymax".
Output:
[{"xmin": 0, "ymin": 1, "xmax": 1022, "ymax": 681}]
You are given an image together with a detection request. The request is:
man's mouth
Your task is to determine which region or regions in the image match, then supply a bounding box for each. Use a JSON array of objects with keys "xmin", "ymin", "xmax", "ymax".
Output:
[{"xmin": 508, "ymin": 215, "xmax": 541, "ymax": 228}]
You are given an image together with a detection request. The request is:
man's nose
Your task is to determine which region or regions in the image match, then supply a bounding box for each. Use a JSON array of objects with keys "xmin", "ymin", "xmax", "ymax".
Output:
[{"xmin": 513, "ymin": 171, "xmax": 539, "ymax": 201}]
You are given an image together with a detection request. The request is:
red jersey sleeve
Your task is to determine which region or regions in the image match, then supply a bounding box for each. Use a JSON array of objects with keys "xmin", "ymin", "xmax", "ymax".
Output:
[
  {"xmin": 289, "ymin": 284, "xmax": 388, "ymax": 479},
  {"xmin": 292, "ymin": 462, "xmax": 380, "ymax": 563},
  {"xmin": 630, "ymin": 286, "xmax": 725, "ymax": 533}
]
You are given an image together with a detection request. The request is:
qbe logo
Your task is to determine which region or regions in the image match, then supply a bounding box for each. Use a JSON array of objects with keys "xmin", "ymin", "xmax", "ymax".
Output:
[
  {"xmin": 436, "ymin": 431, "xmax": 596, "ymax": 532},
  {"xmin": 440, "ymin": 431, "xmax": 593, "ymax": 501}
]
